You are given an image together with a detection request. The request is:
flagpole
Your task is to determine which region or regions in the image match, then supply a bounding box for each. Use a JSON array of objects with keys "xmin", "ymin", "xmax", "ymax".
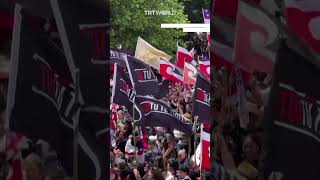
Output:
[{"xmin": 73, "ymin": 69, "xmax": 80, "ymax": 180}]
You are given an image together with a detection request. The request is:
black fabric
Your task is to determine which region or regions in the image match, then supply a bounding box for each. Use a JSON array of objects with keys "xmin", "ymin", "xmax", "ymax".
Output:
[{"xmin": 263, "ymin": 41, "xmax": 320, "ymax": 180}]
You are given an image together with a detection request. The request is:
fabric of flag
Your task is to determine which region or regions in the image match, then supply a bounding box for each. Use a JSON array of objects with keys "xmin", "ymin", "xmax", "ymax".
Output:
[
  {"xmin": 202, "ymin": 8, "xmax": 210, "ymax": 24},
  {"xmin": 134, "ymin": 37, "xmax": 171, "ymax": 70},
  {"xmin": 176, "ymin": 45, "xmax": 193, "ymax": 68},
  {"xmin": 234, "ymin": 1, "xmax": 279, "ymax": 73},
  {"xmin": 8, "ymin": 6, "xmax": 83, "ymax": 179},
  {"xmin": 200, "ymin": 123, "xmax": 210, "ymax": 171},
  {"xmin": 183, "ymin": 62, "xmax": 198, "ymax": 85},
  {"xmin": 192, "ymin": 75, "xmax": 210, "ymax": 123},
  {"xmin": 198, "ymin": 57, "xmax": 210, "ymax": 79},
  {"xmin": 134, "ymin": 95, "xmax": 193, "ymax": 135},
  {"xmin": 213, "ymin": 0, "xmax": 238, "ymax": 21},
  {"xmin": 110, "ymin": 49, "xmax": 127, "ymax": 67},
  {"xmin": 202, "ymin": 9, "xmax": 211, "ymax": 47},
  {"xmin": 159, "ymin": 58, "xmax": 183, "ymax": 83},
  {"xmin": 285, "ymin": 0, "xmax": 320, "ymax": 54},
  {"xmin": 125, "ymin": 55, "xmax": 159, "ymax": 96},
  {"xmin": 263, "ymin": 40, "xmax": 320, "ymax": 180},
  {"xmin": 15, "ymin": 1, "xmax": 109, "ymax": 179},
  {"xmin": 111, "ymin": 64, "xmax": 142, "ymax": 121},
  {"xmin": 154, "ymin": 71, "xmax": 170, "ymax": 99}
]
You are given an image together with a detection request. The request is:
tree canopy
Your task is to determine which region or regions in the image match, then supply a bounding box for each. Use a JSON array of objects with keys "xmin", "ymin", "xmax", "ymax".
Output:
[{"xmin": 110, "ymin": 0, "xmax": 190, "ymax": 56}]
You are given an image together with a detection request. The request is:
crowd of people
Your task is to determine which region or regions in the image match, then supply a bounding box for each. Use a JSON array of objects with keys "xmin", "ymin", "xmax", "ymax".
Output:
[
  {"xmin": 110, "ymin": 80, "xmax": 208, "ymax": 180},
  {"xmin": 0, "ymin": 81, "xmax": 71, "ymax": 180},
  {"xmin": 211, "ymin": 64, "xmax": 272, "ymax": 179}
]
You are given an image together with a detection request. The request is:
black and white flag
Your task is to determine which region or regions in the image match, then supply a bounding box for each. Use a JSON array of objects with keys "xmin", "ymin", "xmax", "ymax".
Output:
[
  {"xmin": 134, "ymin": 95, "xmax": 193, "ymax": 135},
  {"xmin": 125, "ymin": 56, "xmax": 159, "ymax": 96},
  {"xmin": 192, "ymin": 75, "xmax": 210, "ymax": 123}
]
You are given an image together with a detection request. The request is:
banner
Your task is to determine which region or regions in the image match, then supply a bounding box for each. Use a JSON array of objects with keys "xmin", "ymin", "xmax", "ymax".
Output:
[
  {"xmin": 213, "ymin": 0, "xmax": 238, "ymax": 21},
  {"xmin": 200, "ymin": 123, "xmax": 210, "ymax": 171},
  {"xmin": 154, "ymin": 72, "xmax": 170, "ymax": 99},
  {"xmin": 111, "ymin": 64, "xmax": 142, "ymax": 121},
  {"xmin": 46, "ymin": 0, "xmax": 109, "ymax": 179},
  {"xmin": 134, "ymin": 95, "xmax": 193, "ymax": 135},
  {"xmin": 198, "ymin": 57, "xmax": 210, "ymax": 79},
  {"xmin": 285, "ymin": 0, "xmax": 320, "ymax": 54},
  {"xmin": 134, "ymin": 37, "xmax": 171, "ymax": 70},
  {"xmin": 110, "ymin": 49, "xmax": 127, "ymax": 67},
  {"xmin": 159, "ymin": 58, "xmax": 183, "ymax": 83},
  {"xmin": 183, "ymin": 62, "xmax": 197, "ymax": 85},
  {"xmin": 192, "ymin": 75, "xmax": 210, "ymax": 123},
  {"xmin": 8, "ymin": 6, "xmax": 82, "ymax": 179},
  {"xmin": 263, "ymin": 41, "xmax": 320, "ymax": 180},
  {"xmin": 125, "ymin": 55, "xmax": 159, "ymax": 96},
  {"xmin": 176, "ymin": 45, "xmax": 193, "ymax": 68},
  {"xmin": 234, "ymin": 1, "xmax": 278, "ymax": 73}
]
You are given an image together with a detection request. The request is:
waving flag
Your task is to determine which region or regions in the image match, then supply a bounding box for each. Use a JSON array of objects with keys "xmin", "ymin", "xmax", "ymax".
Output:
[
  {"xmin": 183, "ymin": 62, "xmax": 198, "ymax": 85},
  {"xmin": 234, "ymin": 1, "xmax": 278, "ymax": 73},
  {"xmin": 134, "ymin": 37, "xmax": 171, "ymax": 70},
  {"xmin": 41, "ymin": 0, "xmax": 109, "ymax": 179},
  {"xmin": 213, "ymin": 0, "xmax": 238, "ymax": 21},
  {"xmin": 111, "ymin": 64, "xmax": 142, "ymax": 121},
  {"xmin": 200, "ymin": 123, "xmax": 210, "ymax": 171},
  {"xmin": 202, "ymin": 8, "xmax": 211, "ymax": 46},
  {"xmin": 198, "ymin": 56, "xmax": 210, "ymax": 79},
  {"xmin": 263, "ymin": 41, "xmax": 320, "ymax": 180},
  {"xmin": 285, "ymin": 0, "xmax": 320, "ymax": 54},
  {"xmin": 110, "ymin": 49, "xmax": 127, "ymax": 67},
  {"xmin": 176, "ymin": 45, "xmax": 193, "ymax": 68},
  {"xmin": 159, "ymin": 58, "xmax": 183, "ymax": 83},
  {"xmin": 125, "ymin": 56, "xmax": 159, "ymax": 96},
  {"xmin": 8, "ymin": 6, "xmax": 88, "ymax": 179},
  {"xmin": 134, "ymin": 95, "xmax": 193, "ymax": 135},
  {"xmin": 192, "ymin": 75, "xmax": 210, "ymax": 123},
  {"xmin": 154, "ymin": 72, "xmax": 170, "ymax": 99}
]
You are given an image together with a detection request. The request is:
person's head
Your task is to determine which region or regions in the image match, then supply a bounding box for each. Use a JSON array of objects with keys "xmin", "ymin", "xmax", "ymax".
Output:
[
  {"xmin": 149, "ymin": 169, "xmax": 165, "ymax": 180},
  {"xmin": 117, "ymin": 110, "xmax": 124, "ymax": 119},
  {"xmin": 167, "ymin": 158, "xmax": 179, "ymax": 174},
  {"xmin": 177, "ymin": 164, "xmax": 189, "ymax": 179},
  {"xmin": 242, "ymin": 134, "xmax": 261, "ymax": 164},
  {"xmin": 23, "ymin": 153, "xmax": 44, "ymax": 180},
  {"xmin": 148, "ymin": 139, "xmax": 157, "ymax": 150},
  {"xmin": 186, "ymin": 104, "xmax": 192, "ymax": 113},
  {"xmin": 178, "ymin": 149, "xmax": 186, "ymax": 162},
  {"xmin": 134, "ymin": 131, "xmax": 141, "ymax": 142}
]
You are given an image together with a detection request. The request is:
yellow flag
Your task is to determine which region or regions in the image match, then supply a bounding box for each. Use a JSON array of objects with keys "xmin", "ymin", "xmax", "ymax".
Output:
[{"xmin": 134, "ymin": 37, "xmax": 171, "ymax": 70}]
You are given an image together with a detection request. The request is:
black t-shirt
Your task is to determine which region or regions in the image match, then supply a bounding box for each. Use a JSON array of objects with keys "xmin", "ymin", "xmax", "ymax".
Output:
[{"xmin": 117, "ymin": 138, "xmax": 127, "ymax": 154}]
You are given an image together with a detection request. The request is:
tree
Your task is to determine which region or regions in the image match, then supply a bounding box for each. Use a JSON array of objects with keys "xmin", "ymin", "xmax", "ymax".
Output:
[{"xmin": 110, "ymin": 0, "xmax": 189, "ymax": 56}]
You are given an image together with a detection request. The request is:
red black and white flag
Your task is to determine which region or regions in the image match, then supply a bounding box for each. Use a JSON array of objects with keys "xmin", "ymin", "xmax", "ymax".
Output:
[
  {"xmin": 134, "ymin": 95, "xmax": 193, "ymax": 135},
  {"xmin": 234, "ymin": 0, "xmax": 278, "ymax": 73},
  {"xmin": 8, "ymin": 3, "xmax": 109, "ymax": 179},
  {"xmin": 285, "ymin": 0, "xmax": 320, "ymax": 54},
  {"xmin": 200, "ymin": 123, "xmax": 210, "ymax": 171},
  {"xmin": 124, "ymin": 56, "xmax": 159, "ymax": 96},
  {"xmin": 176, "ymin": 45, "xmax": 193, "ymax": 68},
  {"xmin": 198, "ymin": 56, "xmax": 210, "ymax": 79},
  {"xmin": 111, "ymin": 64, "xmax": 142, "ymax": 121},
  {"xmin": 183, "ymin": 62, "xmax": 198, "ymax": 85},
  {"xmin": 192, "ymin": 75, "xmax": 210, "ymax": 123},
  {"xmin": 159, "ymin": 58, "xmax": 183, "ymax": 83}
]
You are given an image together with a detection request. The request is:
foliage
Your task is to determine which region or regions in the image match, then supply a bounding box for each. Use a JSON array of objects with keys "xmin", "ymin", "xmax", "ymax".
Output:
[{"xmin": 110, "ymin": 0, "xmax": 190, "ymax": 56}]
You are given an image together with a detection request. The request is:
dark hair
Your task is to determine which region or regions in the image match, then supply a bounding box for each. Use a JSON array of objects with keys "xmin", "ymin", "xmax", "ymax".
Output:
[
  {"xmin": 150, "ymin": 169, "xmax": 165, "ymax": 180},
  {"xmin": 178, "ymin": 164, "xmax": 189, "ymax": 174},
  {"xmin": 242, "ymin": 133, "xmax": 261, "ymax": 152},
  {"xmin": 168, "ymin": 158, "xmax": 179, "ymax": 172}
]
